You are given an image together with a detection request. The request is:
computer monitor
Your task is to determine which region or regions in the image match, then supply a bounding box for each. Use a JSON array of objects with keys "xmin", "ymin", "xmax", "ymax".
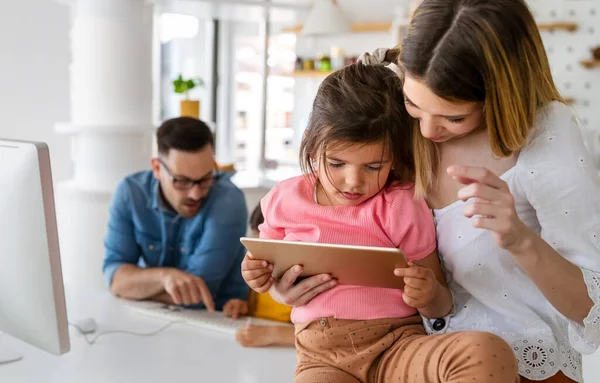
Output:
[{"xmin": 0, "ymin": 139, "xmax": 70, "ymax": 363}]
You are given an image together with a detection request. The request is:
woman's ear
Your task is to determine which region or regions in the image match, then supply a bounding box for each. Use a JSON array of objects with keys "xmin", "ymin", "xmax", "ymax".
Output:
[{"xmin": 309, "ymin": 155, "xmax": 319, "ymax": 170}]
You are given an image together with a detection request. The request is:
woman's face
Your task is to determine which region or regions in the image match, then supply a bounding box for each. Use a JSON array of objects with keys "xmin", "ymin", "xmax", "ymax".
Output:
[{"xmin": 403, "ymin": 74, "xmax": 485, "ymax": 143}]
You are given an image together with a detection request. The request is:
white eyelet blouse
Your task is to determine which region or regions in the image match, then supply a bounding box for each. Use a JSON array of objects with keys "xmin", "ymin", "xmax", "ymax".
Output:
[{"xmin": 423, "ymin": 102, "xmax": 600, "ymax": 382}]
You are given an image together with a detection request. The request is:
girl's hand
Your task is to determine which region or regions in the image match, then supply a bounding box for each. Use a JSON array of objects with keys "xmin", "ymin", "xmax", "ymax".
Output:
[
  {"xmin": 448, "ymin": 165, "xmax": 532, "ymax": 253},
  {"xmin": 394, "ymin": 262, "xmax": 438, "ymax": 308},
  {"xmin": 241, "ymin": 253, "xmax": 274, "ymax": 293}
]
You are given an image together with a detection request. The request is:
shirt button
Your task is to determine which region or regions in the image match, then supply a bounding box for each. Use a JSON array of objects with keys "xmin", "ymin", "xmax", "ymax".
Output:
[
  {"xmin": 432, "ymin": 318, "xmax": 446, "ymax": 331},
  {"xmin": 319, "ymin": 319, "xmax": 327, "ymax": 327}
]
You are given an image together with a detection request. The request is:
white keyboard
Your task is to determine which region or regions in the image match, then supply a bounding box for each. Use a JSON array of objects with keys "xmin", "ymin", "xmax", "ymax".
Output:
[{"xmin": 126, "ymin": 301, "xmax": 290, "ymax": 335}]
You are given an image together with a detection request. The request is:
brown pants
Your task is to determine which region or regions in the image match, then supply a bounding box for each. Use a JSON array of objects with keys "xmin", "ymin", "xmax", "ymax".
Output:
[{"xmin": 295, "ymin": 315, "xmax": 519, "ymax": 383}]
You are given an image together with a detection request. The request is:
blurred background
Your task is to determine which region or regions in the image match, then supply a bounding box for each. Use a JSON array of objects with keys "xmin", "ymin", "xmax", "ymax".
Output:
[{"xmin": 0, "ymin": 0, "xmax": 598, "ymax": 376}]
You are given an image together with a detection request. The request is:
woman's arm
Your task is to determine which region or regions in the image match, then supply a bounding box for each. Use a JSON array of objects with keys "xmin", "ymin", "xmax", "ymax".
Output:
[
  {"xmin": 449, "ymin": 164, "xmax": 595, "ymax": 324},
  {"xmin": 513, "ymin": 231, "xmax": 593, "ymax": 323}
]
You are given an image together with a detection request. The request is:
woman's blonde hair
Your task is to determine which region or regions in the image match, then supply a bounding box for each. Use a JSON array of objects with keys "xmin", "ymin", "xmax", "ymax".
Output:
[{"xmin": 392, "ymin": 0, "xmax": 563, "ymax": 198}]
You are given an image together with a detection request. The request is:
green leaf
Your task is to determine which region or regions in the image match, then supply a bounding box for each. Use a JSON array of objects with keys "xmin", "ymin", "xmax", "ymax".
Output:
[
  {"xmin": 185, "ymin": 79, "xmax": 196, "ymax": 91},
  {"xmin": 172, "ymin": 74, "xmax": 186, "ymax": 94},
  {"xmin": 172, "ymin": 74, "xmax": 205, "ymax": 95}
]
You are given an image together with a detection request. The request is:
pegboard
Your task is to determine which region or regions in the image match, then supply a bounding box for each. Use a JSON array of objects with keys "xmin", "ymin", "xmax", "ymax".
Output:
[{"xmin": 527, "ymin": 0, "xmax": 600, "ymax": 168}]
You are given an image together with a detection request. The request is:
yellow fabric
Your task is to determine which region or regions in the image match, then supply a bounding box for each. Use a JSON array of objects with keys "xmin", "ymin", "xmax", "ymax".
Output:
[{"xmin": 252, "ymin": 292, "xmax": 292, "ymax": 323}]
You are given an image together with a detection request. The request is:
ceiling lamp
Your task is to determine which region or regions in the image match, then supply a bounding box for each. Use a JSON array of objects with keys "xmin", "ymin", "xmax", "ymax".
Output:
[{"xmin": 301, "ymin": 0, "xmax": 352, "ymax": 36}]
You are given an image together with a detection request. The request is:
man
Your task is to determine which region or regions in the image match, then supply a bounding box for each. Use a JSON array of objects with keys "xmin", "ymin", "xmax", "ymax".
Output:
[{"xmin": 103, "ymin": 117, "xmax": 249, "ymax": 317}]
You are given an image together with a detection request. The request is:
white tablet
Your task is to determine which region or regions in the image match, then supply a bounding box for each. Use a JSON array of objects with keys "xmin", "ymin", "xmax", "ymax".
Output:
[{"xmin": 240, "ymin": 237, "xmax": 408, "ymax": 289}]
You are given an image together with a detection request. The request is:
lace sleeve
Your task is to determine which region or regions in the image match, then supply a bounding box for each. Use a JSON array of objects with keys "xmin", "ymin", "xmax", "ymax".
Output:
[
  {"xmin": 569, "ymin": 269, "xmax": 600, "ymax": 354},
  {"xmin": 517, "ymin": 102, "xmax": 600, "ymax": 354}
]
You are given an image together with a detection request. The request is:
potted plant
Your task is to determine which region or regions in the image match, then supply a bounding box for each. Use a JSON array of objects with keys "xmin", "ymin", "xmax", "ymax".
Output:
[{"xmin": 173, "ymin": 74, "xmax": 204, "ymax": 119}]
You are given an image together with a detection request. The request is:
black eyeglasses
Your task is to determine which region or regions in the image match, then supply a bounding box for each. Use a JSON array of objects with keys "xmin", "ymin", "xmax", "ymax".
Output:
[{"xmin": 158, "ymin": 158, "xmax": 220, "ymax": 191}]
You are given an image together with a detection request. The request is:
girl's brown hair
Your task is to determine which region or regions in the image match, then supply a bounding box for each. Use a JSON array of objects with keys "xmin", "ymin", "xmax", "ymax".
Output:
[
  {"xmin": 299, "ymin": 63, "xmax": 415, "ymax": 193},
  {"xmin": 392, "ymin": 0, "xmax": 563, "ymax": 197}
]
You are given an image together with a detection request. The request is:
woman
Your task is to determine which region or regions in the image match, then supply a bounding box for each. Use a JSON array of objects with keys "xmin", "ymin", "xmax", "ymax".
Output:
[
  {"xmin": 242, "ymin": 0, "xmax": 600, "ymax": 382},
  {"xmin": 375, "ymin": 1, "xmax": 600, "ymax": 382}
]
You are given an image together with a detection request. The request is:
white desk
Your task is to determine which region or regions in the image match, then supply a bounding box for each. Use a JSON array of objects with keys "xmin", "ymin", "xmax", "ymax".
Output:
[
  {"xmin": 0, "ymin": 288, "xmax": 297, "ymax": 383},
  {"xmin": 6, "ymin": 288, "xmax": 599, "ymax": 382}
]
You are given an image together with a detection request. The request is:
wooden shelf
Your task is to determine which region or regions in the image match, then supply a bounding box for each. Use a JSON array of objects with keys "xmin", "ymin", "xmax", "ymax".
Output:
[
  {"xmin": 282, "ymin": 21, "xmax": 576, "ymax": 35},
  {"xmin": 282, "ymin": 22, "xmax": 395, "ymax": 34},
  {"xmin": 537, "ymin": 22, "xmax": 578, "ymax": 32},
  {"xmin": 290, "ymin": 70, "xmax": 336, "ymax": 77},
  {"xmin": 581, "ymin": 60, "xmax": 600, "ymax": 69}
]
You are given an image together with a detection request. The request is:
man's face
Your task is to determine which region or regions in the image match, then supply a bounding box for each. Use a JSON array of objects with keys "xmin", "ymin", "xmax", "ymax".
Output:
[{"xmin": 151, "ymin": 146, "xmax": 216, "ymax": 218}]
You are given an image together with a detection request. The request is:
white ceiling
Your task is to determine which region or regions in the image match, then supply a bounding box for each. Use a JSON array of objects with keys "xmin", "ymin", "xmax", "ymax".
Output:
[{"xmin": 165, "ymin": 0, "xmax": 407, "ymax": 24}]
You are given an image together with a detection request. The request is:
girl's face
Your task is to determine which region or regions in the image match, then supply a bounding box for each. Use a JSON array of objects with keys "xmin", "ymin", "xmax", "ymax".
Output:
[
  {"xmin": 317, "ymin": 141, "xmax": 392, "ymax": 206},
  {"xmin": 403, "ymin": 74, "xmax": 485, "ymax": 143}
]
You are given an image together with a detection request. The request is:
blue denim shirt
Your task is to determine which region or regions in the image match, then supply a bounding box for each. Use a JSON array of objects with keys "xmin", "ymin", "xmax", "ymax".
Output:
[{"xmin": 103, "ymin": 170, "xmax": 249, "ymax": 309}]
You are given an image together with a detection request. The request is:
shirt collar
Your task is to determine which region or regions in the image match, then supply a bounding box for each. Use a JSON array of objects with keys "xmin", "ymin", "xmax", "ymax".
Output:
[{"xmin": 149, "ymin": 177, "xmax": 170, "ymax": 212}]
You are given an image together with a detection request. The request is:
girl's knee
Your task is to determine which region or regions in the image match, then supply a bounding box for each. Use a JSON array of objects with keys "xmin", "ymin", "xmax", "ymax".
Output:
[
  {"xmin": 463, "ymin": 331, "xmax": 511, "ymax": 349},
  {"xmin": 294, "ymin": 368, "xmax": 360, "ymax": 383},
  {"xmin": 459, "ymin": 331, "xmax": 519, "ymax": 381}
]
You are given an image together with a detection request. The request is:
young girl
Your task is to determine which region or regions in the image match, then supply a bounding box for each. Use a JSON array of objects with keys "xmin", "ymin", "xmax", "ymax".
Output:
[{"xmin": 242, "ymin": 63, "xmax": 519, "ymax": 383}]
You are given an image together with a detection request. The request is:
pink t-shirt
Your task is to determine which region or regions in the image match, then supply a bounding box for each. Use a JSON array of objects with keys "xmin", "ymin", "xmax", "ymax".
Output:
[{"xmin": 259, "ymin": 175, "xmax": 437, "ymax": 324}]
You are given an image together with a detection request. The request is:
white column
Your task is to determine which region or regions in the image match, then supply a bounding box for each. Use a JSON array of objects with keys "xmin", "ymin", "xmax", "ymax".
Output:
[{"xmin": 56, "ymin": 0, "xmax": 155, "ymax": 289}]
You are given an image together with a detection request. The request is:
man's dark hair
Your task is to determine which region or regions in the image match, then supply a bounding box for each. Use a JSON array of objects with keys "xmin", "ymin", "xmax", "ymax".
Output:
[
  {"xmin": 249, "ymin": 203, "xmax": 264, "ymax": 233},
  {"xmin": 156, "ymin": 117, "xmax": 214, "ymax": 156}
]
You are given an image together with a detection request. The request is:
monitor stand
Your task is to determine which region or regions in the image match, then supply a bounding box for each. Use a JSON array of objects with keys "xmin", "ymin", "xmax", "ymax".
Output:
[{"xmin": 0, "ymin": 335, "xmax": 23, "ymax": 365}]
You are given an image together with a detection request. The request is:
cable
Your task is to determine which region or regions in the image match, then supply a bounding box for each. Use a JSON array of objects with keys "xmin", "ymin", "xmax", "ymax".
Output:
[
  {"xmin": 0, "ymin": 332, "xmax": 24, "ymax": 365},
  {"xmin": 68, "ymin": 320, "xmax": 183, "ymax": 345}
]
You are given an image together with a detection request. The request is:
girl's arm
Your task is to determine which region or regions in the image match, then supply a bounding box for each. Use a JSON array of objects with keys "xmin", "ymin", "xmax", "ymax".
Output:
[
  {"xmin": 417, "ymin": 250, "xmax": 453, "ymax": 319},
  {"xmin": 395, "ymin": 250, "xmax": 453, "ymax": 319}
]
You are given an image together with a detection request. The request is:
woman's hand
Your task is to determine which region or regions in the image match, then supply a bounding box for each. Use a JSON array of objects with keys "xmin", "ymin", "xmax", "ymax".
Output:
[
  {"xmin": 448, "ymin": 165, "xmax": 533, "ymax": 253},
  {"xmin": 241, "ymin": 253, "xmax": 337, "ymax": 306},
  {"xmin": 269, "ymin": 265, "xmax": 337, "ymax": 307}
]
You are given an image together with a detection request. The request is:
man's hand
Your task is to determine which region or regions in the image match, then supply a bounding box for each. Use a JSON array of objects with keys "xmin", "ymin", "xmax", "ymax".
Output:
[
  {"xmin": 162, "ymin": 269, "xmax": 215, "ymax": 311},
  {"xmin": 223, "ymin": 299, "xmax": 249, "ymax": 319}
]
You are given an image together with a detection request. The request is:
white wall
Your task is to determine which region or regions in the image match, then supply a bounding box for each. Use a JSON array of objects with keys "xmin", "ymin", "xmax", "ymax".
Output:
[{"xmin": 0, "ymin": 0, "xmax": 71, "ymax": 182}]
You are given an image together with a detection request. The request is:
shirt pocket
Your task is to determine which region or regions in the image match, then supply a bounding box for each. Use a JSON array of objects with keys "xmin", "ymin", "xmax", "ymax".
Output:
[
  {"xmin": 176, "ymin": 239, "xmax": 196, "ymax": 269},
  {"xmin": 135, "ymin": 232, "xmax": 162, "ymax": 265}
]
